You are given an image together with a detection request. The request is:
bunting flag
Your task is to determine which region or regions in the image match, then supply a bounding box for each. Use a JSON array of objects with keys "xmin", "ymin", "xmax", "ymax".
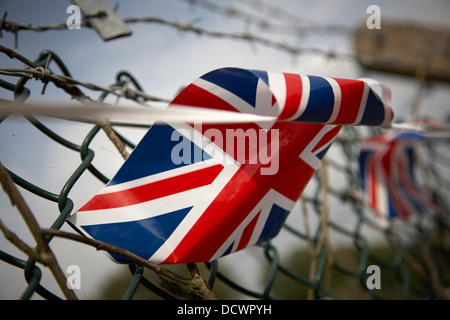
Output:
[
  {"xmin": 359, "ymin": 130, "xmax": 436, "ymax": 226},
  {"xmin": 68, "ymin": 67, "xmax": 393, "ymax": 264}
]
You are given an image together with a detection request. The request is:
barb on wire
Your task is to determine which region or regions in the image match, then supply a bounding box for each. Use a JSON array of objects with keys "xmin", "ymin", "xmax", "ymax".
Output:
[
  {"xmin": 182, "ymin": 0, "xmax": 352, "ymax": 37},
  {"xmin": 0, "ymin": 9, "xmax": 355, "ymax": 60},
  {"xmin": 0, "ymin": 66, "xmax": 170, "ymax": 103}
]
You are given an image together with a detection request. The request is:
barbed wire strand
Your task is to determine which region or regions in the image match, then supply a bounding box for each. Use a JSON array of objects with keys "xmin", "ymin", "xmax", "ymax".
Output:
[{"xmin": 0, "ymin": 5, "xmax": 449, "ymax": 300}]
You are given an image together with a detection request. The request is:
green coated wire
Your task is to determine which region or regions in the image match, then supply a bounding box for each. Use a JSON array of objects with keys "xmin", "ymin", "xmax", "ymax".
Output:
[{"xmin": 0, "ymin": 48, "xmax": 448, "ymax": 300}]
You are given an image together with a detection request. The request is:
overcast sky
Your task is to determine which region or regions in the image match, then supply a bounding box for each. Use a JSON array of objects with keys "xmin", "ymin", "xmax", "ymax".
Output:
[{"xmin": 0, "ymin": 0, "xmax": 449, "ymax": 299}]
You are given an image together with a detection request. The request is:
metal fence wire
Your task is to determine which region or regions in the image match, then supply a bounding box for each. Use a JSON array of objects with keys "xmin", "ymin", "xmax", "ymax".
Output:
[
  {"xmin": 0, "ymin": 5, "xmax": 449, "ymax": 300},
  {"xmin": 0, "ymin": 47, "xmax": 448, "ymax": 301}
]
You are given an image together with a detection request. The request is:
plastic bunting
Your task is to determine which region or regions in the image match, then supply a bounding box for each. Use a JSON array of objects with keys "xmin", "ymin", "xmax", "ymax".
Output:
[
  {"xmin": 68, "ymin": 67, "xmax": 393, "ymax": 264},
  {"xmin": 359, "ymin": 129, "xmax": 437, "ymax": 227}
]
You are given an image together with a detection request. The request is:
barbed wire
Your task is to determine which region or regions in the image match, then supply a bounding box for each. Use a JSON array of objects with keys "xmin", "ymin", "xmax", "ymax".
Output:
[
  {"xmin": 0, "ymin": 65, "xmax": 170, "ymax": 103},
  {"xmin": 0, "ymin": 8, "xmax": 355, "ymax": 61},
  {"xmin": 182, "ymin": 0, "xmax": 352, "ymax": 37},
  {"xmin": 1, "ymin": 3, "xmax": 445, "ymax": 86},
  {"xmin": 0, "ymin": 2, "xmax": 449, "ymax": 300}
]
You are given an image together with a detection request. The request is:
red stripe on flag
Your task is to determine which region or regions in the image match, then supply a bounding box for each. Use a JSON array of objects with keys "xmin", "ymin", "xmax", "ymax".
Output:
[
  {"xmin": 311, "ymin": 125, "xmax": 341, "ymax": 153},
  {"xmin": 368, "ymin": 153, "xmax": 378, "ymax": 214},
  {"xmin": 278, "ymin": 73, "xmax": 302, "ymax": 120},
  {"xmin": 163, "ymin": 123, "xmax": 330, "ymax": 263},
  {"xmin": 391, "ymin": 150, "xmax": 413, "ymax": 219},
  {"xmin": 79, "ymin": 164, "xmax": 224, "ymax": 211},
  {"xmin": 382, "ymin": 145, "xmax": 410, "ymax": 219},
  {"xmin": 171, "ymin": 83, "xmax": 238, "ymax": 112},
  {"xmin": 236, "ymin": 210, "xmax": 261, "ymax": 251},
  {"xmin": 333, "ymin": 78, "xmax": 365, "ymax": 124}
]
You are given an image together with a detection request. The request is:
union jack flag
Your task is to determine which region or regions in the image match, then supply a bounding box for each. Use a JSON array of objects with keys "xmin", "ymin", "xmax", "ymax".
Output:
[
  {"xmin": 68, "ymin": 68, "xmax": 393, "ymax": 264},
  {"xmin": 359, "ymin": 130, "xmax": 436, "ymax": 226}
]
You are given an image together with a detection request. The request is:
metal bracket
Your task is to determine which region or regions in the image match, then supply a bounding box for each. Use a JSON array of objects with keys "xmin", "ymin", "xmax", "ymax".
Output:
[{"xmin": 71, "ymin": 0, "xmax": 132, "ymax": 41}]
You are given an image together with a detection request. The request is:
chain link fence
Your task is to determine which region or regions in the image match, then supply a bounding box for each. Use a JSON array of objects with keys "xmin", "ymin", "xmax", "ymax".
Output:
[{"xmin": 0, "ymin": 1, "xmax": 449, "ymax": 300}]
